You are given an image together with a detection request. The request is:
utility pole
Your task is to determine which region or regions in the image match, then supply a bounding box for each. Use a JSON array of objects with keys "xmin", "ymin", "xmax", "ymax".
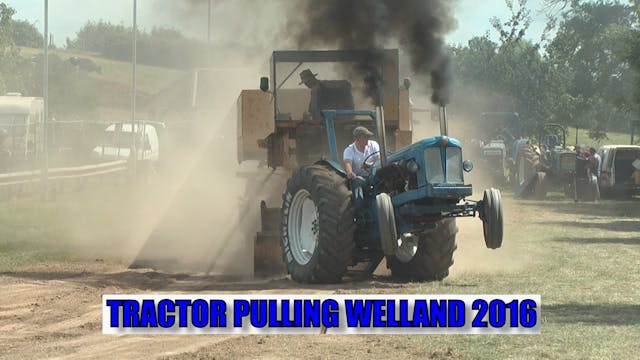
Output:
[
  {"xmin": 207, "ymin": 0, "xmax": 212, "ymax": 66},
  {"xmin": 131, "ymin": 0, "xmax": 137, "ymax": 178},
  {"xmin": 42, "ymin": 0, "xmax": 49, "ymax": 200}
]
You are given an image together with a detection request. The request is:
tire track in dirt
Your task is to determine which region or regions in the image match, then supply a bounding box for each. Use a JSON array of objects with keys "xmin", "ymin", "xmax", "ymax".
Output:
[
  {"xmin": 0, "ymin": 262, "xmax": 413, "ymax": 359},
  {"xmin": 0, "ymin": 273, "xmax": 238, "ymax": 359},
  {"xmin": 0, "ymin": 197, "xmax": 533, "ymax": 359}
]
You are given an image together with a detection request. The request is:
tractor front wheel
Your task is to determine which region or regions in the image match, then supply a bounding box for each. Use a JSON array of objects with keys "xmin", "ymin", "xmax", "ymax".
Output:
[
  {"xmin": 281, "ymin": 165, "xmax": 355, "ymax": 283},
  {"xmin": 386, "ymin": 219, "xmax": 458, "ymax": 281},
  {"xmin": 481, "ymin": 188, "xmax": 504, "ymax": 249},
  {"xmin": 376, "ymin": 193, "xmax": 398, "ymax": 256}
]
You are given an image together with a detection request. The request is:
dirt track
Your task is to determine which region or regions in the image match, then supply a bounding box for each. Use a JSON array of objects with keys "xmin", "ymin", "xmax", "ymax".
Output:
[
  {"xmin": 0, "ymin": 202, "xmax": 527, "ymax": 360},
  {"xmin": 0, "ymin": 195, "xmax": 639, "ymax": 359},
  {"xmin": 0, "ymin": 262, "xmax": 440, "ymax": 359}
]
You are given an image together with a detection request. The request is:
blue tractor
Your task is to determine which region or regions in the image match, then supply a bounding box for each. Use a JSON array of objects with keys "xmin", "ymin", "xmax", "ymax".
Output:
[
  {"xmin": 470, "ymin": 112, "xmax": 523, "ymax": 189},
  {"xmin": 240, "ymin": 49, "xmax": 504, "ymax": 283},
  {"xmin": 280, "ymin": 107, "xmax": 504, "ymax": 283}
]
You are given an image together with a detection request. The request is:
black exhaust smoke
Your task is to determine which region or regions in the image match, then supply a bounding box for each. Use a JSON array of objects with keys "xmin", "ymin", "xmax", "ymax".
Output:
[
  {"xmin": 158, "ymin": 1, "xmax": 456, "ymax": 105},
  {"xmin": 289, "ymin": 0, "xmax": 456, "ymax": 106}
]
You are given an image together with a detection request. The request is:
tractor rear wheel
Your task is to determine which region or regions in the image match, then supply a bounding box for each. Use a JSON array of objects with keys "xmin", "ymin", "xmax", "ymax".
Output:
[
  {"xmin": 514, "ymin": 144, "xmax": 540, "ymax": 198},
  {"xmin": 386, "ymin": 219, "xmax": 458, "ymax": 281},
  {"xmin": 577, "ymin": 175, "xmax": 600, "ymax": 202},
  {"xmin": 281, "ymin": 165, "xmax": 355, "ymax": 283},
  {"xmin": 533, "ymin": 172, "xmax": 548, "ymax": 200}
]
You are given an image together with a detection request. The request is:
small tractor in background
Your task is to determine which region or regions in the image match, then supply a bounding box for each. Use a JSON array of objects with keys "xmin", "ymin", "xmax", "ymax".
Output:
[
  {"xmin": 513, "ymin": 124, "xmax": 598, "ymax": 201},
  {"xmin": 237, "ymin": 49, "xmax": 504, "ymax": 283},
  {"xmin": 471, "ymin": 112, "xmax": 522, "ymax": 189}
]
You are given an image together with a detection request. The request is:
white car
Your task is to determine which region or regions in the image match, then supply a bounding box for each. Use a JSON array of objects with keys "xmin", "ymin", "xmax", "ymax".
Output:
[
  {"xmin": 597, "ymin": 145, "xmax": 640, "ymax": 198},
  {"xmin": 92, "ymin": 122, "xmax": 160, "ymax": 162}
]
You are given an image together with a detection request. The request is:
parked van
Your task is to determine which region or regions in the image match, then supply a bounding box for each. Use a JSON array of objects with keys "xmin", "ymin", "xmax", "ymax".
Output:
[
  {"xmin": 597, "ymin": 145, "xmax": 640, "ymax": 198},
  {"xmin": 0, "ymin": 94, "xmax": 44, "ymax": 171}
]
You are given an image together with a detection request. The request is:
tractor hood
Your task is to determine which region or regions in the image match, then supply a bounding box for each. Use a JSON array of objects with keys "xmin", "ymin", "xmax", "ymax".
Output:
[
  {"xmin": 387, "ymin": 135, "xmax": 463, "ymax": 162},
  {"xmin": 371, "ymin": 135, "xmax": 471, "ymax": 201}
]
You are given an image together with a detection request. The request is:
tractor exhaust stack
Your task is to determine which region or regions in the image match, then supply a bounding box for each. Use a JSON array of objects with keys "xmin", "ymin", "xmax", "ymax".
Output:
[
  {"xmin": 375, "ymin": 105, "xmax": 388, "ymax": 167},
  {"xmin": 439, "ymin": 106, "xmax": 448, "ymax": 136}
]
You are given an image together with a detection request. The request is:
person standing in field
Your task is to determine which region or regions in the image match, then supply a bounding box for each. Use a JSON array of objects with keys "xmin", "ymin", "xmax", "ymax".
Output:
[{"xmin": 589, "ymin": 147, "xmax": 601, "ymax": 179}]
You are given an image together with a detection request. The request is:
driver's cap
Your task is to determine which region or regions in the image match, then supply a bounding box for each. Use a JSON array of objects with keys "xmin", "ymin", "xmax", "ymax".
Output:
[{"xmin": 353, "ymin": 126, "xmax": 374, "ymax": 137}]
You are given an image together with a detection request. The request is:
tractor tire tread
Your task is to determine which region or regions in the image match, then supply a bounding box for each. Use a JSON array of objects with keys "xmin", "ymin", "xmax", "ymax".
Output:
[
  {"xmin": 281, "ymin": 164, "xmax": 355, "ymax": 283},
  {"xmin": 386, "ymin": 219, "xmax": 458, "ymax": 281},
  {"xmin": 515, "ymin": 144, "xmax": 541, "ymax": 198}
]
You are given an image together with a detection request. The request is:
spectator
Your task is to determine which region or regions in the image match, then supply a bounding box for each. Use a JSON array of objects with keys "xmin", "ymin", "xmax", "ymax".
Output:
[
  {"xmin": 299, "ymin": 69, "xmax": 354, "ymax": 121},
  {"xmin": 632, "ymin": 154, "xmax": 640, "ymax": 186},
  {"xmin": 589, "ymin": 147, "xmax": 601, "ymax": 179},
  {"xmin": 0, "ymin": 128, "xmax": 9, "ymax": 172}
]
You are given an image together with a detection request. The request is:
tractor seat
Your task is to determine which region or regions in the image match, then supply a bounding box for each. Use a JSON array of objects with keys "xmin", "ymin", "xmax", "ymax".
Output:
[
  {"xmin": 308, "ymin": 80, "xmax": 354, "ymax": 121},
  {"xmin": 545, "ymin": 135, "xmax": 559, "ymax": 148}
]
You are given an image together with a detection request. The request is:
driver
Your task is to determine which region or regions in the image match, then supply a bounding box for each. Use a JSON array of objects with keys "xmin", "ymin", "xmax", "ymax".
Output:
[{"xmin": 343, "ymin": 126, "xmax": 380, "ymax": 179}]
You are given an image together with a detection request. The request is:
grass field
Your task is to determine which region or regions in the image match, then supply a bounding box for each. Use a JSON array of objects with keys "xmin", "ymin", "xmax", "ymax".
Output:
[
  {"xmin": 0, "ymin": 187, "xmax": 137, "ymax": 272},
  {"xmin": 0, "ymin": 188, "xmax": 638, "ymax": 359},
  {"xmin": 568, "ymin": 127, "xmax": 633, "ymax": 148},
  {"xmin": 18, "ymin": 46, "xmax": 186, "ymax": 94},
  {"xmin": 403, "ymin": 197, "xmax": 640, "ymax": 359}
]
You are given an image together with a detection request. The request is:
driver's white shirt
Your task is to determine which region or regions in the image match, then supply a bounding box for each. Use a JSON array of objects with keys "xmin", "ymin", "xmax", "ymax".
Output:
[{"xmin": 343, "ymin": 140, "xmax": 380, "ymax": 176}]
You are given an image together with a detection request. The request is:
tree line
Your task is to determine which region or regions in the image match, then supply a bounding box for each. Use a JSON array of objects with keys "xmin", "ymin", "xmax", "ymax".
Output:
[
  {"xmin": 449, "ymin": 0, "xmax": 638, "ymax": 140},
  {"xmin": 65, "ymin": 21, "xmax": 207, "ymax": 69},
  {"xmin": 0, "ymin": 0, "xmax": 638, "ymax": 141}
]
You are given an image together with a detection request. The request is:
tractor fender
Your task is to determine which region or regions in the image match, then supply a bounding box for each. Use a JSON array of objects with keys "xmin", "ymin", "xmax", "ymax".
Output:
[{"xmin": 315, "ymin": 159, "xmax": 347, "ymax": 177}]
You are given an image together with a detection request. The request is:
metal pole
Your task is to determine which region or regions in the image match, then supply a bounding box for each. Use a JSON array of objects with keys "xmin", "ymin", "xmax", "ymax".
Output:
[
  {"xmin": 439, "ymin": 106, "xmax": 448, "ymax": 136},
  {"xmin": 131, "ymin": 0, "xmax": 137, "ymax": 178},
  {"xmin": 375, "ymin": 106, "xmax": 388, "ymax": 167},
  {"xmin": 42, "ymin": 0, "xmax": 49, "ymax": 199},
  {"xmin": 207, "ymin": 0, "xmax": 211, "ymax": 65}
]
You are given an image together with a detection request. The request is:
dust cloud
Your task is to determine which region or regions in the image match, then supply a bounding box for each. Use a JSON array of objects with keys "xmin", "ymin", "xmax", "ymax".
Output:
[
  {"xmin": 149, "ymin": 0, "xmax": 291, "ymax": 65},
  {"xmin": 32, "ymin": 1, "xmax": 525, "ymax": 280},
  {"xmin": 451, "ymin": 201, "xmax": 530, "ymax": 276},
  {"xmin": 38, "ymin": 67, "xmax": 282, "ymax": 278},
  {"xmin": 123, "ymin": 69, "xmax": 285, "ymax": 277}
]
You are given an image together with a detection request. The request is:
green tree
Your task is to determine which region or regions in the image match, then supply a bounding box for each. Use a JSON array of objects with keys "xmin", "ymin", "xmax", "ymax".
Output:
[
  {"xmin": 450, "ymin": 0, "xmax": 570, "ymax": 137},
  {"xmin": 65, "ymin": 20, "xmax": 130, "ymax": 56},
  {"xmin": 67, "ymin": 21, "xmax": 206, "ymax": 69},
  {"xmin": 0, "ymin": 3, "xmax": 96, "ymax": 117},
  {"xmin": 490, "ymin": 0, "xmax": 533, "ymax": 45},
  {"xmin": 10, "ymin": 19, "xmax": 42, "ymax": 47},
  {"xmin": 0, "ymin": 2, "xmax": 22, "ymax": 94},
  {"xmin": 23, "ymin": 53, "xmax": 98, "ymax": 119},
  {"xmin": 622, "ymin": 3, "xmax": 640, "ymax": 115},
  {"xmin": 451, "ymin": 36, "xmax": 568, "ymax": 137},
  {"xmin": 546, "ymin": 1, "xmax": 637, "ymax": 138}
]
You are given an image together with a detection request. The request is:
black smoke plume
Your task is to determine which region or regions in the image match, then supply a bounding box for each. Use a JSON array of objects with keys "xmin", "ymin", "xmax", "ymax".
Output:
[{"xmin": 288, "ymin": 0, "xmax": 456, "ymax": 106}]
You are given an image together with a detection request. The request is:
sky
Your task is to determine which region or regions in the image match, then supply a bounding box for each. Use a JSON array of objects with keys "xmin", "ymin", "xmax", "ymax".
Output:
[{"xmin": 5, "ymin": 0, "xmax": 552, "ymax": 47}]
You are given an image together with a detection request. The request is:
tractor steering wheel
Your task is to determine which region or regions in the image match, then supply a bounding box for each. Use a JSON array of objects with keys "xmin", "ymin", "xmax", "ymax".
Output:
[
  {"xmin": 363, "ymin": 151, "xmax": 380, "ymax": 166},
  {"xmin": 361, "ymin": 151, "xmax": 380, "ymax": 172}
]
